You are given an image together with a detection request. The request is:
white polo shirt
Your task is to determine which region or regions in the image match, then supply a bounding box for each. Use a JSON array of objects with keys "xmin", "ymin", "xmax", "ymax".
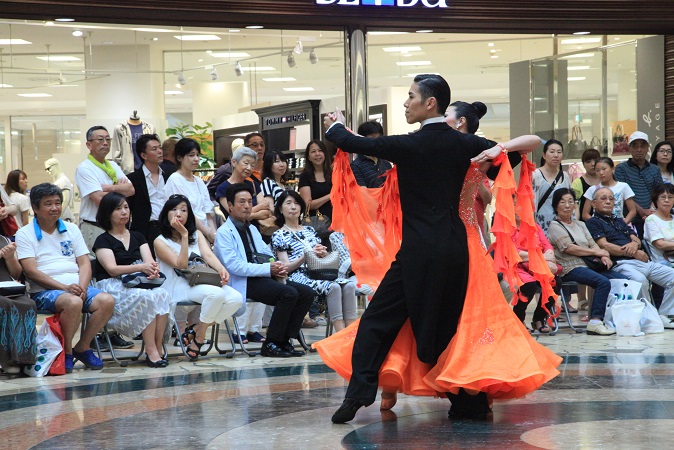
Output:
[
  {"xmin": 16, "ymin": 219, "xmax": 90, "ymax": 293},
  {"xmin": 75, "ymin": 158, "xmax": 128, "ymax": 222}
]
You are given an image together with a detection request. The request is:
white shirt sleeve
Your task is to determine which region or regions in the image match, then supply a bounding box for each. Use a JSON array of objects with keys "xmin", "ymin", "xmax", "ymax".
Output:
[
  {"xmin": 68, "ymin": 224, "xmax": 90, "ymax": 257},
  {"xmin": 15, "ymin": 227, "xmax": 36, "ymax": 260},
  {"xmin": 1, "ymin": 189, "xmax": 14, "ymax": 206},
  {"xmin": 75, "ymin": 162, "xmax": 104, "ymax": 198},
  {"xmin": 197, "ymin": 178, "xmax": 214, "ymax": 215}
]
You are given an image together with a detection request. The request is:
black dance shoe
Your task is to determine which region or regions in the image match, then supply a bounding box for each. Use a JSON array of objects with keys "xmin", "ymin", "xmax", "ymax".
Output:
[
  {"xmin": 282, "ymin": 341, "xmax": 306, "ymax": 357},
  {"xmin": 260, "ymin": 341, "xmax": 292, "ymax": 357},
  {"xmin": 331, "ymin": 398, "xmax": 366, "ymax": 424}
]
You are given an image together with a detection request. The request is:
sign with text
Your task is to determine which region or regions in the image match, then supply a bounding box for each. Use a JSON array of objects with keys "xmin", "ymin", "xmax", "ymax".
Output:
[{"xmin": 316, "ymin": 0, "xmax": 448, "ymax": 7}]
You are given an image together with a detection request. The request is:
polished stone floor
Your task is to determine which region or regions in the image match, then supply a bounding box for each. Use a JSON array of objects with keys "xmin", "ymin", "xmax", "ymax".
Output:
[{"xmin": 3, "ymin": 311, "xmax": 674, "ymax": 450}]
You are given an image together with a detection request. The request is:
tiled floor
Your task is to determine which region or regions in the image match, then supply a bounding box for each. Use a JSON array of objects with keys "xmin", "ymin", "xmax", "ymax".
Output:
[{"xmin": 2, "ymin": 314, "xmax": 674, "ymax": 449}]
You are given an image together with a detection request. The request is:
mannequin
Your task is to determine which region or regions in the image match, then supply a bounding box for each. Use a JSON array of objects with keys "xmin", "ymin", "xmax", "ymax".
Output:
[
  {"xmin": 110, "ymin": 110, "xmax": 156, "ymax": 174},
  {"xmin": 44, "ymin": 158, "xmax": 76, "ymax": 222}
]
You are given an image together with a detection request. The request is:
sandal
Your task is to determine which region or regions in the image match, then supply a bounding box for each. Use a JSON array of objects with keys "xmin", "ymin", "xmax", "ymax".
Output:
[
  {"xmin": 532, "ymin": 320, "xmax": 551, "ymax": 334},
  {"xmin": 578, "ymin": 299, "xmax": 589, "ymax": 311},
  {"xmin": 181, "ymin": 324, "xmax": 197, "ymax": 347},
  {"xmin": 185, "ymin": 340, "xmax": 204, "ymax": 361}
]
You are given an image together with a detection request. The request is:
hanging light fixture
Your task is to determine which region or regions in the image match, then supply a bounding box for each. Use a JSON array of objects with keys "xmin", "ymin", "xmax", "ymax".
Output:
[
  {"xmin": 309, "ymin": 49, "xmax": 318, "ymax": 64},
  {"xmin": 287, "ymin": 52, "xmax": 296, "ymax": 68},
  {"xmin": 234, "ymin": 61, "xmax": 243, "ymax": 76},
  {"xmin": 177, "ymin": 72, "xmax": 186, "ymax": 85},
  {"xmin": 210, "ymin": 66, "xmax": 218, "ymax": 80},
  {"xmin": 293, "ymin": 39, "xmax": 303, "ymax": 55}
]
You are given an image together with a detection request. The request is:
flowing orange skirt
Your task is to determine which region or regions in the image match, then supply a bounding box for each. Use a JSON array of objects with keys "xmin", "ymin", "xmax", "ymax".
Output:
[{"xmin": 313, "ymin": 229, "xmax": 562, "ymax": 400}]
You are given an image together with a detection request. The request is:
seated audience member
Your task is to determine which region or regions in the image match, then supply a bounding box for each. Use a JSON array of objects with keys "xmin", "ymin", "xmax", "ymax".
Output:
[
  {"xmin": 214, "ymin": 183, "xmax": 314, "ymax": 357},
  {"xmin": 93, "ymin": 192, "xmax": 171, "ymax": 368},
  {"xmin": 548, "ymin": 188, "xmax": 623, "ymax": 336},
  {"xmin": 350, "ymin": 121, "xmax": 392, "ymax": 188},
  {"xmin": 207, "ymin": 138, "xmax": 243, "ymax": 200},
  {"xmin": 16, "ymin": 183, "xmax": 115, "ymax": 373},
  {"xmin": 5, "ymin": 169, "xmax": 30, "ymax": 228},
  {"xmin": 0, "ymin": 236, "xmax": 37, "ymax": 374},
  {"xmin": 586, "ymin": 187, "xmax": 674, "ymax": 328},
  {"xmin": 215, "ymin": 146, "xmax": 271, "ymax": 222},
  {"xmin": 154, "ymin": 194, "xmax": 243, "ymax": 360},
  {"xmin": 165, "ymin": 138, "xmax": 217, "ymax": 244},
  {"xmin": 127, "ymin": 134, "xmax": 169, "ymax": 255},
  {"xmin": 511, "ymin": 212, "xmax": 561, "ymax": 333},
  {"xmin": 271, "ymin": 191, "xmax": 357, "ymax": 332},
  {"xmin": 261, "ymin": 150, "xmax": 290, "ymax": 209},
  {"xmin": 644, "ymin": 183, "xmax": 674, "ymax": 265}
]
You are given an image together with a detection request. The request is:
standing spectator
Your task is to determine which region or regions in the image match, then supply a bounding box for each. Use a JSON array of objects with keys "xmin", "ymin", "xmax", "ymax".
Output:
[
  {"xmin": 164, "ymin": 138, "xmax": 217, "ymax": 244},
  {"xmin": 350, "ymin": 121, "xmax": 392, "ymax": 188},
  {"xmin": 533, "ymin": 139, "xmax": 572, "ymax": 233},
  {"xmin": 572, "ymin": 148, "xmax": 600, "ymax": 222},
  {"xmin": 207, "ymin": 138, "xmax": 244, "ymax": 200},
  {"xmin": 245, "ymin": 132, "xmax": 266, "ymax": 183},
  {"xmin": 582, "ymin": 157, "xmax": 637, "ymax": 225},
  {"xmin": 214, "ymin": 183, "xmax": 314, "ymax": 358},
  {"xmin": 614, "ymin": 131, "xmax": 661, "ymax": 238},
  {"xmin": 299, "ymin": 139, "xmax": 333, "ymax": 219},
  {"xmin": 0, "ymin": 185, "xmax": 17, "ymax": 240},
  {"xmin": 75, "ymin": 125, "xmax": 135, "ymax": 253},
  {"xmin": 127, "ymin": 134, "xmax": 168, "ymax": 255},
  {"xmin": 16, "ymin": 183, "xmax": 115, "ymax": 373},
  {"xmin": 5, "ymin": 170, "xmax": 30, "ymax": 228},
  {"xmin": 215, "ymin": 147, "xmax": 270, "ymax": 222},
  {"xmin": 261, "ymin": 150, "xmax": 289, "ymax": 208},
  {"xmin": 649, "ymin": 140, "xmax": 674, "ymax": 184},
  {"xmin": 159, "ymin": 138, "xmax": 178, "ymax": 178}
]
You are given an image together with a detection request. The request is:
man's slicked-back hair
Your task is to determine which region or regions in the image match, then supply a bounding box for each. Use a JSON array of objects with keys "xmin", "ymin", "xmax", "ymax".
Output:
[{"xmin": 413, "ymin": 74, "xmax": 451, "ymax": 114}]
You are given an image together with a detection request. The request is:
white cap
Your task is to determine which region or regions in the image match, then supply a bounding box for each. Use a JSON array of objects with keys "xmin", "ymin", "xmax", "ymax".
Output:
[{"xmin": 628, "ymin": 131, "xmax": 649, "ymax": 145}]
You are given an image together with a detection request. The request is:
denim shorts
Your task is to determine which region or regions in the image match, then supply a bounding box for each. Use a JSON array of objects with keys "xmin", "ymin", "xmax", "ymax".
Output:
[{"xmin": 31, "ymin": 287, "xmax": 104, "ymax": 313}]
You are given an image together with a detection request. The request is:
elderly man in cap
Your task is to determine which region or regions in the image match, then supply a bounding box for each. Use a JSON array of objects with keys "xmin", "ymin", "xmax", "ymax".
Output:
[{"xmin": 614, "ymin": 131, "xmax": 662, "ymax": 238}]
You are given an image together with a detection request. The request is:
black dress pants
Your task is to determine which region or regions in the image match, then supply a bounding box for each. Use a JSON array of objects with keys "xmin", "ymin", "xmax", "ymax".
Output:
[{"xmin": 246, "ymin": 278, "xmax": 314, "ymax": 343}]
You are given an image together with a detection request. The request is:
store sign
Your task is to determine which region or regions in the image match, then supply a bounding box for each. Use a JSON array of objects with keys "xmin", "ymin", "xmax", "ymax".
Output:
[
  {"xmin": 316, "ymin": 0, "xmax": 448, "ymax": 7},
  {"xmin": 265, "ymin": 112, "xmax": 308, "ymax": 126}
]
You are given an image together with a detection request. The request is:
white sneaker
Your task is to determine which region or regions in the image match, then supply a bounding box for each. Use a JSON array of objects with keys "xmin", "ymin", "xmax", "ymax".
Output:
[
  {"xmin": 660, "ymin": 315, "xmax": 674, "ymax": 329},
  {"xmin": 314, "ymin": 317, "xmax": 328, "ymax": 326},
  {"xmin": 586, "ymin": 322, "xmax": 616, "ymax": 336}
]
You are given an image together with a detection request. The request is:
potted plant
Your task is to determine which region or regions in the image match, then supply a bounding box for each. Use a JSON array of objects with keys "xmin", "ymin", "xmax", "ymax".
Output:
[{"xmin": 165, "ymin": 122, "xmax": 214, "ymax": 169}]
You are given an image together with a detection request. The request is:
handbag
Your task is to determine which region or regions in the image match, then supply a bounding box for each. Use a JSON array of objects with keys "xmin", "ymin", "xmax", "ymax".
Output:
[
  {"xmin": 258, "ymin": 216, "xmax": 279, "ymax": 236},
  {"xmin": 289, "ymin": 228, "xmax": 340, "ymax": 281},
  {"xmin": 304, "ymin": 201, "xmax": 332, "ymax": 241},
  {"xmin": 121, "ymin": 271, "xmax": 166, "ymax": 289},
  {"xmin": 23, "ymin": 317, "xmax": 63, "ymax": 377},
  {"xmin": 567, "ymin": 125, "xmax": 587, "ymax": 159},
  {"xmin": 0, "ymin": 200, "xmax": 18, "ymax": 237},
  {"xmin": 612, "ymin": 124, "xmax": 629, "ymax": 155},
  {"xmin": 175, "ymin": 253, "xmax": 221, "ymax": 287},
  {"xmin": 251, "ymin": 251, "xmax": 274, "ymax": 264},
  {"xmin": 554, "ymin": 220, "xmax": 608, "ymax": 272}
]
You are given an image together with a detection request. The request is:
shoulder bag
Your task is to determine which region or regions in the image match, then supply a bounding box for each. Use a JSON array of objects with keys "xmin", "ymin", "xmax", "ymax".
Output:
[
  {"xmin": 554, "ymin": 220, "xmax": 607, "ymax": 272},
  {"xmin": 122, "ymin": 271, "xmax": 166, "ymax": 289},
  {"xmin": 288, "ymin": 228, "xmax": 339, "ymax": 281},
  {"xmin": 0, "ymin": 199, "xmax": 18, "ymax": 238},
  {"xmin": 174, "ymin": 253, "xmax": 222, "ymax": 287},
  {"xmin": 537, "ymin": 170, "xmax": 564, "ymax": 212},
  {"xmin": 304, "ymin": 201, "xmax": 332, "ymax": 241}
]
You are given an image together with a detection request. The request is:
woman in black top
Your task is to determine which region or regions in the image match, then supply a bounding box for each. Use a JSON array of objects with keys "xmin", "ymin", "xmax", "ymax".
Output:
[
  {"xmin": 299, "ymin": 139, "xmax": 333, "ymax": 218},
  {"xmin": 93, "ymin": 192, "xmax": 171, "ymax": 368}
]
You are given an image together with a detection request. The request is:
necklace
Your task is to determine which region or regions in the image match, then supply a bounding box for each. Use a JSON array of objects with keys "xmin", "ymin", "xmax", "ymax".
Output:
[{"xmin": 110, "ymin": 229, "xmax": 129, "ymax": 241}]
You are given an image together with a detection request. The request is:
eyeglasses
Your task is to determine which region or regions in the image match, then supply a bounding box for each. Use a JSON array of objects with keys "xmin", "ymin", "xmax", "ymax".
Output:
[
  {"xmin": 88, "ymin": 137, "xmax": 112, "ymax": 144},
  {"xmin": 248, "ymin": 142, "xmax": 265, "ymax": 148},
  {"xmin": 44, "ymin": 165, "xmax": 55, "ymax": 172},
  {"xmin": 658, "ymin": 194, "xmax": 674, "ymax": 200},
  {"xmin": 658, "ymin": 149, "xmax": 673, "ymax": 155},
  {"xmin": 596, "ymin": 196, "xmax": 615, "ymax": 202}
]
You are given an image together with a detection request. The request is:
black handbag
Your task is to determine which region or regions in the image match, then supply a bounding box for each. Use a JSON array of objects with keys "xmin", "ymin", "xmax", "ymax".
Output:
[
  {"xmin": 121, "ymin": 271, "xmax": 166, "ymax": 289},
  {"xmin": 554, "ymin": 220, "xmax": 607, "ymax": 272},
  {"xmin": 304, "ymin": 202, "xmax": 332, "ymax": 241}
]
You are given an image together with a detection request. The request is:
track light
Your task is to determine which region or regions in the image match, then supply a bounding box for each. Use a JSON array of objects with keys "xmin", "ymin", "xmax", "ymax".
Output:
[
  {"xmin": 58, "ymin": 73, "xmax": 66, "ymax": 84},
  {"xmin": 72, "ymin": 30, "xmax": 83, "ymax": 37},
  {"xmin": 177, "ymin": 72, "xmax": 186, "ymax": 85},
  {"xmin": 293, "ymin": 39, "xmax": 303, "ymax": 55},
  {"xmin": 234, "ymin": 61, "xmax": 243, "ymax": 76},
  {"xmin": 309, "ymin": 50, "xmax": 318, "ymax": 64},
  {"xmin": 210, "ymin": 66, "xmax": 218, "ymax": 81},
  {"xmin": 287, "ymin": 53, "xmax": 296, "ymax": 68}
]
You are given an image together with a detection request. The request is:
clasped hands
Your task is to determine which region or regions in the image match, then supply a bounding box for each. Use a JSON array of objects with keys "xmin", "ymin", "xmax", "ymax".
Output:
[{"xmin": 139, "ymin": 261, "xmax": 161, "ymax": 279}]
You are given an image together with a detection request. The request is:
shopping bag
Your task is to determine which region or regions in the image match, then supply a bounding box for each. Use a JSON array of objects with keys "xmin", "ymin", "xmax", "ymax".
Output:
[
  {"xmin": 45, "ymin": 314, "xmax": 66, "ymax": 375},
  {"xmin": 23, "ymin": 316, "xmax": 63, "ymax": 377},
  {"xmin": 611, "ymin": 300, "xmax": 645, "ymax": 336},
  {"xmin": 640, "ymin": 298, "xmax": 665, "ymax": 334},
  {"xmin": 604, "ymin": 279, "xmax": 642, "ymax": 332}
]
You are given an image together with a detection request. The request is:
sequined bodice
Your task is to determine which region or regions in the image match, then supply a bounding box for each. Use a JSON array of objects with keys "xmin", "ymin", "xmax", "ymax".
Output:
[{"xmin": 459, "ymin": 165, "xmax": 486, "ymax": 236}]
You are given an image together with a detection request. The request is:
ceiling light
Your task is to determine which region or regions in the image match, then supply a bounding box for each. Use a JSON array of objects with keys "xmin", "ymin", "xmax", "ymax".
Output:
[
  {"xmin": 490, "ymin": 55, "xmax": 499, "ymax": 59},
  {"xmin": 382, "ymin": 46, "xmax": 422, "ymax": 53},
  {"xmin": 368, "ymin": 31, "xmax": 408, "ymax": 36},
  {"xmin": 573, "ymin": 31, "xmax": 591, "ymax": 35},
  {"xmin": 174, "ymin": 35, "xmax": 221, "ymax": 41},
  {"xmin": 488, "ymin": 42, "xmax": 494, "ymax": 47},
  {"xmin": 0, "ymin": 84, "xmax": 13, "ymax": 88},
  {"xmin": 54, "ymin": 18, "xmax": 75, "ymax": 22},
  {"xmin": 177, "ymin": 72, "xmax": 186, "ymax": 85},
  {"xmin": 36, "ymin": 55, "xmax": 81, "ymax": 62},
  {"xmin": 293, "ymin": 39, "xmax": 304, "ymax": 55},
  {"xmin": 561, "ymin": 37, "xmax": 601, "ymax": 45},
  {"xmin": 309, "ymin": 50, "xmax": 319, "ymax": 64},
  {"xmin": 490, "ymin": 49, "xmax": 496, "ymax": 54},
  {"xmin": 263, "ymin": 77, "xmax": 296, "ymax": 82},
  {"xmin": 131, "ymin": 27, "xmax": 173, "ymax": 33},
  {"xmin": 416, "ymin": 30, "xmax": 433, "ymax": 33},
  {"xmin": 18, "ymin": 93, "xmax": 52, "ymax": 97},
  {"xmin": 0, "ymin": 39, "xmax": 32, "ymax": 45},
  {"xmin": 44, "ymin": 21, "xmax": 54, "ymax": 26},
  {"xmin": 72, "ymin": 30, "xmax": 83, "ymax": 37},
  {"xmin": 209, "ymin": 52, "xmax": 251, "ymax": 58},
  {"xmin": 395, "ymin": 61, "xmax": 431, "ymax": 66},
  {"xmin": 568, "ymin": 65, "xmax": 590, "ymax": 71},
  {"xmin": 165, "ymin": 90, "xmax": 184, "ymax": 95},
  {"xmin": 561, "ymin": 53, "xmax": 595, "ymax": 59},
  {"xmin": 567, "ymin": 77, "xmax": 586, "ymax": 81},
  {"xmin": 152, "ymin": 38, "xmax": 159, "ymax": 41},
  {"xmin": 283, "ymin": 87, "xmax": 314, "ymax": 92},
  {"xmin": 246, "ymin": 25, "xmax": 264, "ymax": 29},
  {"xmin": 234, "ymin": 62, "xmax": 243, "ymax": 77},
  {"xmin": 210, "ymin": 67, "xmax": 219, "ymax": 81},
  {"xmin": 287, "ymin": 53, "xmax": 296, "ymax": 68},
  {"xmin": 229, "ymin": 29, "xmax": 241, "ymax": 33}
]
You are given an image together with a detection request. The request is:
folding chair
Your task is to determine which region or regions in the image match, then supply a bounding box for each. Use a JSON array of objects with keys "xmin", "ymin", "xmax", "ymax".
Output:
[
  {"xmin": 553, "ymin": 281, "xmax": 585, "ymax": 333},
  {"xmin": 169, "ymin": 300, "xmax": 216, "ymax": 359}
]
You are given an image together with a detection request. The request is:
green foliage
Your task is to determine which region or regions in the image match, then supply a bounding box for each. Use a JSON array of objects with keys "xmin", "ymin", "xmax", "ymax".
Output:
[{"xmin": 166, "ymin": 122, "xmax": 214, "ymax": 168}]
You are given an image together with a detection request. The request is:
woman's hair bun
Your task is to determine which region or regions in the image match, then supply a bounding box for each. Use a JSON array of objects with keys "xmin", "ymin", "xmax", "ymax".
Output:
[{"xmin": 472, "ymin": 102, "xmax": 488, "ymax": 119}]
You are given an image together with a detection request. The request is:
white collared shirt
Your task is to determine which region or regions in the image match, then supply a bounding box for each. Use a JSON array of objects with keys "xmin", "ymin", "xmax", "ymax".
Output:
[
  {"xmin": 143, "ymin": 164, "xmax": 167, "ymax": 221},
  {"xmin": 419, "ymin": 116, "xmax": 447, "ymax": 128}
]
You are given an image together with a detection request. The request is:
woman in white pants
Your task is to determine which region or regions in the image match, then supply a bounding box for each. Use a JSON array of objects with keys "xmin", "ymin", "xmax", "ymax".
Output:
[{"xmin": 155, "ymin": 194, "xmax": 243, "ymax": 360}]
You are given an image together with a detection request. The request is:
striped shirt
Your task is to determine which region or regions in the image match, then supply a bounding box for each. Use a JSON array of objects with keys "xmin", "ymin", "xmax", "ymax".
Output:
[
  {"xmin": 261, "ymin": 178, "xmax": 285, "ymax": 206},
  {"xmin": 613, "ymin": 159, "xmax": 661, "ymax": 209}
]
